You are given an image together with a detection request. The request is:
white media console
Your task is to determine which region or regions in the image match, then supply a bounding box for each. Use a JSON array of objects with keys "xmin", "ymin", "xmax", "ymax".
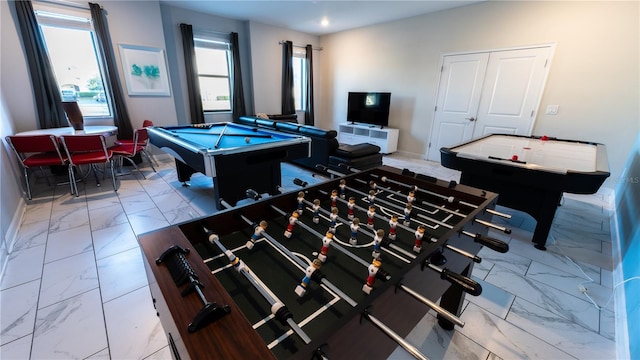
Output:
[{"xmin": 337, "ymin": 123, "xmax": 399, "ymax": 154}]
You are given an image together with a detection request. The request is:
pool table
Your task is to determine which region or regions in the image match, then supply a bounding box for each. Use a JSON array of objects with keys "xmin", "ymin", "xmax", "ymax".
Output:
[
  {"xmin": 440, "ymin": 133, "xmax": 610, "ymax": 250},
  {"xmin": 148, "ymin": 122, "xmax": 311, "ymax": 209}
]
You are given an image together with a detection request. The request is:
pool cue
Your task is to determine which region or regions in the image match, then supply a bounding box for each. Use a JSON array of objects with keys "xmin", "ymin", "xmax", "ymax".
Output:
[
  {"xmin": 203, "ymin": 226, "xmax": 312, "ymax": 344},
  {"xmin": 214, "ymin": 124, "xmax": 228, "ymax": 148},
  {"xmin": 235, "ymin": 213, "xmax": 358, "ymax": 307},
  {"xmin": 170, "ymin": 130, "xmax": 272, "ymax": 138},
  {"xmin": 395, "ymin": 283, "xmax": 465, "ymax": 328},
  {"xmin": 361, "ymin": 307, "xmax": 429, "ymax": 360}
]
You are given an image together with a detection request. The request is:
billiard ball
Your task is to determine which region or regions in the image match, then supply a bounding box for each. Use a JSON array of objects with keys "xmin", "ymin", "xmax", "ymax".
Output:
[{"xmin": 245, "ymin": 137, "xmax": 250, "ymax": 143}]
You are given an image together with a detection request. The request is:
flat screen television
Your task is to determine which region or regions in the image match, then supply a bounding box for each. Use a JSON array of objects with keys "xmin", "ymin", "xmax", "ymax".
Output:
[{"xmin": 347, "ymin": 92, "xmax": 391, "ymax": 128}]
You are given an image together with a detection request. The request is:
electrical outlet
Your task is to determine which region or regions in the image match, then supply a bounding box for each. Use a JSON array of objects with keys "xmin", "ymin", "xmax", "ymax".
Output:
[{"xmin": 546, "ymin": 105, "xmax": 559, "ymax": 115}]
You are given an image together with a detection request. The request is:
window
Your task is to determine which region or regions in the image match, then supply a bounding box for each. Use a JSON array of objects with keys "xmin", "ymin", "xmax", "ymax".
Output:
[
  {"xmin": 35, "ymin": 8, "xmax": 111, "ymax": 118},
  {"xmin": 194, "ymin": 35, "xmax": 231, "ymax": 112},
  {"xmin": 292, "ymin": 50, "xmax": 307, "ymax": 111}
]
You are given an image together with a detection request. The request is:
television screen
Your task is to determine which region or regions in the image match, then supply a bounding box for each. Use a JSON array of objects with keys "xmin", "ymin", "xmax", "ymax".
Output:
[{"xmin": 347, "ymin": 92, "xmax": 391, "ymax": 127}]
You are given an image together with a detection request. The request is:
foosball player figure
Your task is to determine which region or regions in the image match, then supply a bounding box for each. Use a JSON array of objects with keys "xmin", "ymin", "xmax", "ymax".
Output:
[
  {"xmin": 312, "ymin": 199, "xmax": 321, "ymax": 224},
  {"xmin": 295, "ymin": 259, "xmax": 323, "ymax": 297},
  {"xmin": 330, "ymin": 190, "xmax": 338, "ymax": 208},
  {"xmin": 369, "ymin": 190, "xmax": 379, "ymax": 206},
  {"xmin": 339, "ymin": 179, "xmax": 347, "ymax": 199},
  {"xmin": 362, "ymin": 258, "xmax": 391, "ymax": 295},
  {"xmin": 317, "ymin": 231, "xmax": 333, "ymax": 263},
  {"xmin": 247, "ymin": 220, "xmax": 268, "ymax": 249},
  {"xmin": 329, "ymin": 207, "xmax": 339, "ymax": 233},
  {"xmin": 366, "ymin": 206, "xmax": 376, "ymax": 228},
  {"xmin": 347, "ymin": 197, "xmax": 356, "ymax": 219},
  {"xmin": 413, "ymin": 225, "xmax": 425, "ymax": 253},
  {"xmin": 403, "ymin": 203, "xmax": 413, "ymax": 226},
  {"xmin": 349, "ymin": 217, "xmax": 360, "ymax": 245},
  {"xmin": 407, "ymin": 190, "xmax": 416, "ymax": 205},
  {"xmin": 369, "ymin": 180, "xmax": 377, "ymax": 191},
  {"xmin": 284, "ymin": 212, "xmax": 299, "ymax": 238},
  {"xmin": 388, "ymin": 214, "xmax": 399, "ymax": 240},
  {"xmin": 372, "ymin": 229, "xmax": 385, "ymax": 259},
  {"xmin": 296, "ymin": 191, "xmax": 305, "ymax": 214}
]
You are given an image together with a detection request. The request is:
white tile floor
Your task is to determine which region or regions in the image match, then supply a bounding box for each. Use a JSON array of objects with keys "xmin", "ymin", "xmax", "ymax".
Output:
[{"xmin": 0, "ymin": 154, "xmax": 618, "ymax": 359}]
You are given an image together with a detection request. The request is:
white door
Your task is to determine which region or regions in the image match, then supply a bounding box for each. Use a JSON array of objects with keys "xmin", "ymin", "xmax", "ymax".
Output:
[
  {"xmin": 427, "ymin": 46, "xmax": 553, "ymax": 161},
  {"xmin": 473, "ymin": 47, "xmax": 553, "ymax": 136},
  {"xmin": 426, "ymin": 53, "xmax": 489, "ymax": 161}
]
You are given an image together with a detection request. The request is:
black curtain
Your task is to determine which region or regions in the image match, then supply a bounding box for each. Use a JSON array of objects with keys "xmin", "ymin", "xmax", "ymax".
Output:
[
  {"xmin": 13, "ymin": 0, "xmax": 66, "ymax": 129},
  {"xmin": 89, "ymin": 3, "xmax": 133, "ymax": 140},
  {"xmin": 281, "ymin": 40, "xmax": 295, "ymax": 115},
  {"xmin": 180, "ymin": 23, "xmax": 204, "ymax": 124},
  {"xmin": 304, "ymin": 44, "xmax": 315, "ymax": 126},
  {"xmin": 230, "ymin": 32, "xmax": 246, "ymax": 121}
]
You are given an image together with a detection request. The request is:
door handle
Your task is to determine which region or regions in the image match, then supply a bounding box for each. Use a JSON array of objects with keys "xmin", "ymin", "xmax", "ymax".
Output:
[{"xmin": 465, "ymin": 117, "xmax": 476, "ymax": 122}]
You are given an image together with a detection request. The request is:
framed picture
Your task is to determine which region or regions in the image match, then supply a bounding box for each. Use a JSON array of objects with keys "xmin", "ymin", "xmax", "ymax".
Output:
[{"xmin": 119, "ymin": 44, "xmax": 171, "ymax": 96}]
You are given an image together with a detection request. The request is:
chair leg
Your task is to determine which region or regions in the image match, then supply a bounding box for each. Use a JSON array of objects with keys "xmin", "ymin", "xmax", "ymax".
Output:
[
  {"xmin": 141, "ymin": 151, "xmax": 157, "ymax": 173},
  {"xmin": 121, "ymin": 156, "xmax": 145, "ymax": 179},
  {"xmin": 22, "ymin": 167, "xmax": 32, "ymax": 200},
  {"xmin": 109, "ymin": 160, "xmax": 117, "ymax": 192},
  {"xmin": 68, "ymin": 165, "xmax": 78, "ymax": 196}
]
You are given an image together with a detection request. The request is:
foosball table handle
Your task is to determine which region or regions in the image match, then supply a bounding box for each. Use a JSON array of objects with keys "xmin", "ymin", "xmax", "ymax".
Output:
[{"xmin": 472, "ymin": 232, "xmax": 510, "ymax": 253}]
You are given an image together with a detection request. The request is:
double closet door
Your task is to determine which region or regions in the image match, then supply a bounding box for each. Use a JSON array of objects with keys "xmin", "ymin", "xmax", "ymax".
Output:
[{"xmin": 427, "ymin": 45, "xmax": 554, "ymax": 161}]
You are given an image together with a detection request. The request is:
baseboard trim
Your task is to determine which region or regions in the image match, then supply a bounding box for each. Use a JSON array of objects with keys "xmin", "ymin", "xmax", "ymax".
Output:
[
  {"xmin": 0, "ymin": 196, "xmax": 26, "ymax": 281},
  {"xmin": 610, "ymin": 204, "xmax": 630, "ymax": 360}
]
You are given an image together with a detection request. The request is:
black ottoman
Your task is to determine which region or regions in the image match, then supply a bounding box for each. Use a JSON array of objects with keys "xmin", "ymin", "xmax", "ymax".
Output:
[{"xmin": 329, "ymin": 143, "xmax": 382, "ymax": 173}]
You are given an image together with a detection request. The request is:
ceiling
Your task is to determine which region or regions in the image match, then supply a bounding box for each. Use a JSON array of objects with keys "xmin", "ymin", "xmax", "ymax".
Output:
[{"xmin": 159, "ymin": 1, "xmax": 483, "ymax": 35}]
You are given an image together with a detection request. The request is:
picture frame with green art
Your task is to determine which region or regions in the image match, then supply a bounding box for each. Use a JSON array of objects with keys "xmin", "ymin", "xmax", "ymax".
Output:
[{"xmin": 119, "ymin": 44, "xmax": 171, "ymax": 96}]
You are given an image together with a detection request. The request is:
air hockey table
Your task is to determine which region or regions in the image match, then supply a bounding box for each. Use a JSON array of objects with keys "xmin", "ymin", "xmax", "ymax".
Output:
[
  {"xmin": 147, "ymin": 122, "xmax": 311, "ymax": 209},
  {"xmin": 138, "ymin": 165, "xmax": 511, "ymax": 359},
  {"xmin": 440, "ymin": 133, "xmax": 610, "ymax": 250}
]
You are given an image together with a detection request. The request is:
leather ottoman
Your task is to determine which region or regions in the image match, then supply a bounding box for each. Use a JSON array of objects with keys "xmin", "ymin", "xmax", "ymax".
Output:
[{"xmin": 329, "ymin": 143, "xmax": 382, "ymax": 173}]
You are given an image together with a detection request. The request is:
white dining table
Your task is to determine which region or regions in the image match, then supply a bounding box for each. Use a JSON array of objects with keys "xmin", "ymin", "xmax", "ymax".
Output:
[{"xmin": 14, "ymin": 125, "xmax": 118, "ymax": 137}]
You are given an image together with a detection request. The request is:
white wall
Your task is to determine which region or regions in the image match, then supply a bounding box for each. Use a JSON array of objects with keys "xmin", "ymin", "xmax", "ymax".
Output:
[
  {"xmin": 320, "ymin": 1, "xmax": 639, "ymax": 189},
  {"xmin": 248, "ymin": 21, "xmax": 322, "ymax": 122}
]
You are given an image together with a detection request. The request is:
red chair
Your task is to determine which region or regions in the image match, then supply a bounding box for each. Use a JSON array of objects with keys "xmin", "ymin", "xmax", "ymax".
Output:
[
  {"xmin": 115, "ymin": 120, "xmax": 156, "ymax": 167},
  {"xmin": 109, "ymin": 128, "xmax": 157, "ymax": 178},
  {"xmin": 59, "ymin": 134, "xmax": 116, "ymax": 196},
  {"xmin": 5, "ymin": 134, "xmax": 68, "ymax": 200}
]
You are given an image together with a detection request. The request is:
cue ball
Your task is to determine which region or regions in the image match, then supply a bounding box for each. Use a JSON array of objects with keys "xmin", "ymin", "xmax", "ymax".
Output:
[{"xmin": 244, "ymin": 137, "xmax": 250, "ymax": 143}]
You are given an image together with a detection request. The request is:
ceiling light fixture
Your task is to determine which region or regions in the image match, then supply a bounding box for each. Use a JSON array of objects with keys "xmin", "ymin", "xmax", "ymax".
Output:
[{"xmin": 321, "ymin": 17, "xmax": 329, "ymax": 27}]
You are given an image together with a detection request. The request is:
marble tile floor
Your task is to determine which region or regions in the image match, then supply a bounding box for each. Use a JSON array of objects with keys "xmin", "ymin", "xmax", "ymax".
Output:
[{"xmin": 0, "ymin": 153, "xmax": 618, "ymax": 359}]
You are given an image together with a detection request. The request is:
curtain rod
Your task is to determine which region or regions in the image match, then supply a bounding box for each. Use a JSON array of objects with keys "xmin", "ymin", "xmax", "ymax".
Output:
[
  {"xmin": 35, "ymin": 0, "xmax": 90, "ymax": 10},
  {"xmin": 279, "ymin": 41, "xmax": 323, "ymax": 51}
]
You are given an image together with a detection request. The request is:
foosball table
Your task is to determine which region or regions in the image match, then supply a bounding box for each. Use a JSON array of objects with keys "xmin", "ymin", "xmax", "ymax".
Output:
[{"xmin": 138, "ymin": 165, "xmax": 511, "ymax": 359}]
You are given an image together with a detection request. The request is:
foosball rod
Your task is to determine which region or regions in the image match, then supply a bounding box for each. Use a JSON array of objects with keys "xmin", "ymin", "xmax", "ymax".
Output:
[
  {"xmin": 319, "ymin": 191, "xmax": 479, "ymax": 262},
  {"xmin": 237, "ymin": 213, "xmax": 362, "ymax": 308},
  {"xmin": 362, "ymin": 308, "xmax": 429, "ymax": 360},
  {"xmin": 395, "ymin": 283, "xmax": 465, "ymax": 328},
  {"xmin": 220, "ymin": 200, "xmax": 358, "ymax": 307},
  {"xmin": 313, "ymin": 190, "xmax": 432, "ymax": 260},
  {"xmin": 203, "ymin": 226, "xmax": 312, "ymax": 344},
  {"xmin": 308, "ymin": 194, "xmax": 415, "ymax": 263},
  {"xmin": 358, "ymin": 179, "xmax": 511, "ymax": 235},
  {"xmin": 372, "ymin": 173, "xmax": 512, "ymax": 219},
  {"xmin": 353, "ymin": 178, "xmax": 469, "ymax": 219},
  {"xmin": 321, "ymin": 187, "xmax": 508, "ymax": 254},
  {"xmin": 271, "ymin": 204, "xmax": 370, "ymax": 269}
]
